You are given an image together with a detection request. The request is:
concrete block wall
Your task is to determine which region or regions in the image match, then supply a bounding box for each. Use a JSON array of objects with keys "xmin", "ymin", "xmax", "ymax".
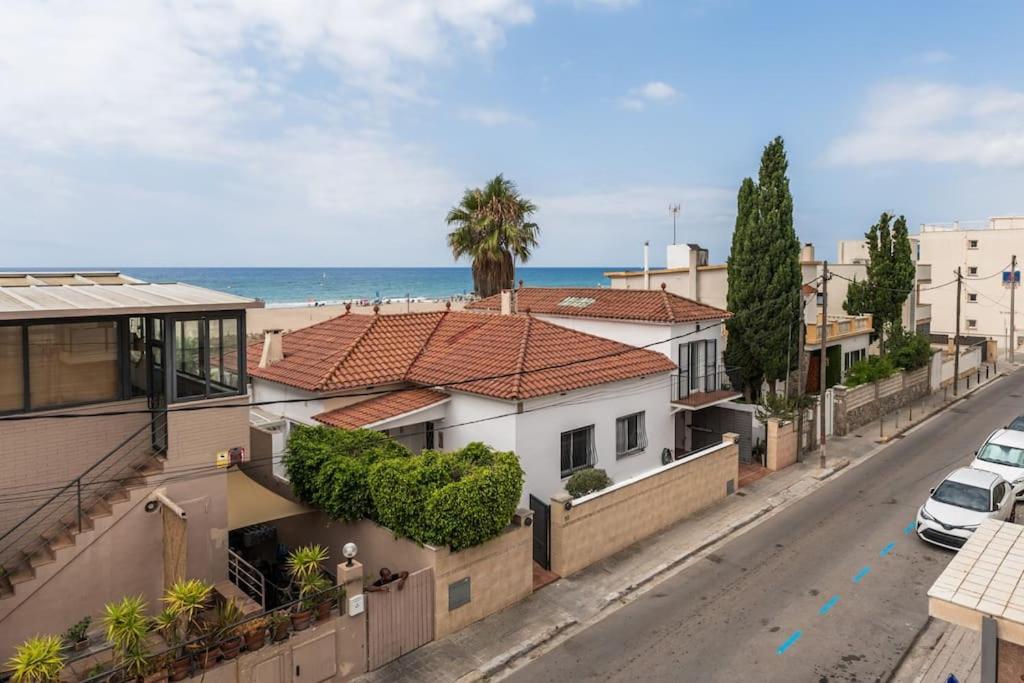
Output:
[
  {"xmin": 766, "ymin": 418, "xmax": 797, "ymax": 471},
  {"xmin": 549, "ymin": 435, "xmax": 739, "ymax": 578}
]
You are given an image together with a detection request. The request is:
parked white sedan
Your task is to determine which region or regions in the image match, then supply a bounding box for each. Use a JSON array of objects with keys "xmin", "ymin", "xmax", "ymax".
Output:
[
  {"xmin": 917, "ymin": 467, "xmax": 1015, "ymax": 550},
  {"xmin": 970, "ymin": 428, "xmax": 1024, "ymax": 499}
]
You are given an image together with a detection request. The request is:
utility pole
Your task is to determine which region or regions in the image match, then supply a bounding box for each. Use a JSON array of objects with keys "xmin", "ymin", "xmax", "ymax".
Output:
[
  {"xmin": 819, "ymin": 261, "xmax": 829, "ymax": 469},
  {"xmin": 954, "ymin": 267, "xmax": 962, "ymax": 396},
  {"xmin": 1011, "ymin": 254, "xmax": 1017, "ymax": 363},
  {"xmin": 795, "ymin": 284, "xmax": 806, "ymax": 463},
  {"xmin": 669, "ymin": 204, "xmax": 681, "ymax": 245}
]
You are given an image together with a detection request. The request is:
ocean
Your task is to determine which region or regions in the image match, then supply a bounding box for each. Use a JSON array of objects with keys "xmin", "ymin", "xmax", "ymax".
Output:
[{"xmin": 120, "ymin": 267, "xmax": 628, "ymax": 307}]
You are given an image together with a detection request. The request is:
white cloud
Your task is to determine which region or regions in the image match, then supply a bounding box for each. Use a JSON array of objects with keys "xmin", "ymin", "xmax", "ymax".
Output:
[
  {"xmin": 458, "ymin": 107, "xmax": 527, "ymax": 126},
  {"xmin": 825, "ymin": 82, "xmax": 1024, "ymax": 166},
  {"xmin": 618, "ymin": 81, "xmax": 679, "ymax": 111},
  {"xmin": 916, "ymin": 50, "xmax": 954, "ymax": 64}
]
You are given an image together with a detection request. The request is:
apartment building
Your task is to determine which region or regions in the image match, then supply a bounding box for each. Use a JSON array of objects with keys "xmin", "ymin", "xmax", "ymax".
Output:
[
  {"xmin": 0, "ymin": 272, "xmax": 260, "ymax": 657},
  {"xmin": 916, "ymin": 217, "xmax": 1022, "ymax": 351}
]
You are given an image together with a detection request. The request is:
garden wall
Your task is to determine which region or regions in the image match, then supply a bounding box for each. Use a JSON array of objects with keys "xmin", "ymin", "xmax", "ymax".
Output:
[
  {"xmin": 766, "ymin": 418, "xmax": 797, "ymax": 471},
  {"xmin": 548, "ymin": 435, "xmax": 739, "ymax": 578},
  {"xmin": 833, "ymin": 366, "xmax": 930, "ymax": 436}
]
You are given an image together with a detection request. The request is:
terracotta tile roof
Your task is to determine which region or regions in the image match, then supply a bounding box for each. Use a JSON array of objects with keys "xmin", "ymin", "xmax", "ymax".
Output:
[
  {"xmin": 465, "ymin": 287, "xmax": 730, "ymax": 323},
  {"xmin": 312, "ymin": 388, "xmax": 449, "ymax": 429},
  {"xmin": 248, "ymin": 310, "xmax": 676, "ymax": 400}
]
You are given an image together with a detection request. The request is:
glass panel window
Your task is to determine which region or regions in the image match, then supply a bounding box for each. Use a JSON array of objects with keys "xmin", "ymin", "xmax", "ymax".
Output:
[
  {"xmin": 616, "ymin": 412, "xmax": 647, "ymax": 457},
  {"xmin": 28, "ymin": 321, "xmax": 119, "ymax": 409},
  {"xmin": 174, "ymin": 319, "xmax": 206, "ymax": 399},
  {"xmin": 128, "ymin": 317, "xmax": 148, "ymax": 397},
  {"xmin": 209, "ymin": 318, "xmax": 240, "ymax": 393},
  {"xmin": 0, "ymin": 326, "xmax": 24, "ymax": 412},
  {"xmin": 560, "ymin": 425, "xmax": 594, "ymax": 478}
]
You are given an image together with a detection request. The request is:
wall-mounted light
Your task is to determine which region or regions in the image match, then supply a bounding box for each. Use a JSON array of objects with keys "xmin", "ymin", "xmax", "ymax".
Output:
[{"xmin": 342, "ymin": 542, "xmax": 358, "ymax": 567}]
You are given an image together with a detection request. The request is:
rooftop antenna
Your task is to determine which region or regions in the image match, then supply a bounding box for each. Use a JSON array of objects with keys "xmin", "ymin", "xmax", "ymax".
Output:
[{"xmin": 669, "ymin": 204, "xmax": 681, "ymax": 245}]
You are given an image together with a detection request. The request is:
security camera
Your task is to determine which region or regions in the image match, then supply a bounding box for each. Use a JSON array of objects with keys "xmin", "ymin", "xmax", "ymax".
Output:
[
  {"xmin": 146, "ymin": 490, "xmax": 187, "ymax": 520},
  {"xmin": 144, "ymin": 500, "xmax": 160, "ymax": 514}
]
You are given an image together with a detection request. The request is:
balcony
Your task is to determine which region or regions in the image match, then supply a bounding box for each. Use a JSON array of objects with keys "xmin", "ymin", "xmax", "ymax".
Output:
[
  {"xmin": 805, "ymin": 314, "xmax": 873, "ymax": 345},
  {"xmin": 916, "ymin": 263, "xmax": 932, "ymax": 283},
  {"xmin": 670, "ymin": 366, "xmax": 743, "ymax": 410}
]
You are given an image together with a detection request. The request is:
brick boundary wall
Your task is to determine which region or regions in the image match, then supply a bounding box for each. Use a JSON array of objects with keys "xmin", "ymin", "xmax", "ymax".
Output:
[
  {"xmin": 548, "ymin": 434, "xmax": 739, "ymax": 578},
  {"xmin": 766, "ymin": 418, "xmax": 797, "ymax": 471},
  {"xmin": 833, "ymin": 366, "xmax": 931, "ymax": 436}
]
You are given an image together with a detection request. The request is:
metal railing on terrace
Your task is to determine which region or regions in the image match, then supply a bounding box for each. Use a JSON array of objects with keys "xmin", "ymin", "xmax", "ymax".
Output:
[
  {"xmin": 0, "ymin": 415, "xmax": 166, "ymax": 578},
  {"xmin": 671, "ymin": 366, "xmax": 740, "ymax": 402}
]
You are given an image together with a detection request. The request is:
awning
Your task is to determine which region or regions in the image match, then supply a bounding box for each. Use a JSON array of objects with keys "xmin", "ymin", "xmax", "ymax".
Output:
[
  {"xmin": 313, "ymin": 387, "xmax": 450, "ymax": 430},
  {"xmin": 227, "ymin": 469, "xmax": 311, "ymax": 530}
]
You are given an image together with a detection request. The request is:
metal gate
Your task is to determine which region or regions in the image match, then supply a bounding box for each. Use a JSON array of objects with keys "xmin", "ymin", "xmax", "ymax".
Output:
[
  {"xmin": 691, "ymin": 406, "xmax": 754, "ymax": 462},
  {"xmin": 366, "ymin": 567, "xmax": 435, "ymax": 670},
  {"xmin": 529, "ymin": 494, "xmax": 551, "ymax": 570}
]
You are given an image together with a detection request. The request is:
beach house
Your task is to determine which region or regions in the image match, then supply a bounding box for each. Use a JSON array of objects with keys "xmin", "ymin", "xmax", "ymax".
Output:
[{"xmin": 0, "ymin": 271, "xmax": 261, "ymax": 657}]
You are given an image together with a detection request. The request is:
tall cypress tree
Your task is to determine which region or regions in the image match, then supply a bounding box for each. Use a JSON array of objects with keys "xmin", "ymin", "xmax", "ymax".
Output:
[
  {"xmin": 725, "ymin": 177, "xmax": 761, "ymax": 395},
  {"xmin": 752, "ymin": 137, "xmax": 801, "ymax": 391},
  {"xmin": 844, "ymin": 212, "xmax": 915, "ymax": 353}
]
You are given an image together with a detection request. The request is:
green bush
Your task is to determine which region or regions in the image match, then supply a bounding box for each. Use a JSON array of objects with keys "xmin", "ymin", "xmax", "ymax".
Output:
[
  {"xmin": 887, "ymin": 325, "xmax": 932, "ymax": 370},
  {"xmin": 844, "ymin": 355, "xmax": 896, "ymax": 387},
  {"xmin": 565, "ymin": 468, "xmax": 612, "ymax": 498},
  {"xmin": 285, "ymin": 425, "xmax": 410, "ymax": 521},
  {"xmin": 368, "ymin": 442, "xmax": 524, "ymax": 551}
]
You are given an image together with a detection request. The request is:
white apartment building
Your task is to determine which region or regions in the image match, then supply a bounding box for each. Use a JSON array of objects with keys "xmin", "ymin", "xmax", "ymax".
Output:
[{"xmin": 916, "ymin": 217, "xmax": 1022, "ymax": 352}]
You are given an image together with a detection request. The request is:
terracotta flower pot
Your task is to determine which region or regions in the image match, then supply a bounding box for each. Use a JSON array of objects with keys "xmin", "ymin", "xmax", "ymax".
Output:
[
  {"xmin": 168, "ymin": 657, "xmax": 190, "ymax": 682},
  {"xmin": 72, "ymin": 638, "xmax": 89, "ymax": 653},
  {"xmin": 143, "ymin": 670, "xmax": 169, "ymax": 683},
  {"xmin": 244, "ymin": 630, "xmax": 266, "ymax": 652},
  {"xmin": 196, "ymin": 648, "xmax": 220, "ymax": 671},
  {"xmin": 316, "ymin": 599, "xmax": 333, "ymax": 621},
  {"xmin": 219, "ymin": 637, "xmax": 242, "ymax": 660},
  {"xmin": 290, "ymin": 610, "xmax": 313, "ymax": 632}
]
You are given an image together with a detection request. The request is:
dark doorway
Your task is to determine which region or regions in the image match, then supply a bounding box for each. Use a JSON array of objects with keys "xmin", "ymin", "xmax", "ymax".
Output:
[{"xmin": 529, "ymin": 494, "xmax": 551, "ymax": 570}]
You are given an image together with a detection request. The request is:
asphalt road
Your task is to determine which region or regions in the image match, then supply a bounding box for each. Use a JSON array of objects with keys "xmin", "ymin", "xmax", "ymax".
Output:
[{"xmin": 507, "ymin": 370, "xmax": 1024, "ymax": 683}]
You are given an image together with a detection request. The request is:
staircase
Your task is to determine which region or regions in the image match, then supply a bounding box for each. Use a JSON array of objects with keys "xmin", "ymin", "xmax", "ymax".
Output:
[{"xmin": 0, "ymin": 416, "xmax": 166, "ymax": 602}]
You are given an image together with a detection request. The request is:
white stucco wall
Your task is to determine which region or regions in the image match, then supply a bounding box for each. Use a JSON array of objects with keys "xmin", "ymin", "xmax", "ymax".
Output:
[
  {"xmin": 250, "ymin": 381, "xmax": 327, "ymax": 425},
  {"xmin": 514, "ymin": 374, "xmax": 674, "ymax": 505},
  {"xmin": 440, "ymin": 391, "xmax": 518, "ymax": 453}
]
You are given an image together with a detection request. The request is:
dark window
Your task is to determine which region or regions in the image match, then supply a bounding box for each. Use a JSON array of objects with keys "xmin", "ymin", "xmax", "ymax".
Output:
[
  {"xmin": 128, "ymin": 317, "xmax": 148, "ymax": 397},
  {"xmin": 968, "ymin": 239, "xmax": 979, "ymax": 249},
  {"xmin": 561, "ymin": 425, "xmax": 594, "ymax": 478},
  {"xmin": 28, "ymin": 321, "xmax": 119, "ymax": 409},
  {"xmin": 967, "ymin": 319, "xmax": 977, "ymax": 329},
  {"xmin": 174, "ymin": 319, "xmax": 206, "ymax": 399},
  {"xmin": 0, "ymin": 326, "xmax": 24, "ymax": 412},
  {"xmin": 616, "ymin": 412, "xmax": 647, "ymax": 457},
  {"xmin": 968, "ymin": 293, "xmax": 978, "ymax": 302},
  {"xmin": 968, "ymin": 266, "xmax": 978, "ymax": 276},
  {"xmin": 172, "ymin": 315, "xmax": 243, "ymax": 402}
]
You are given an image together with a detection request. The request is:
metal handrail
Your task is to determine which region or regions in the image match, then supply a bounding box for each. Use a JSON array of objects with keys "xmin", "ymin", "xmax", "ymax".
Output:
[
  {"xmin": 0, "ymin": 413, "xmax": 166, "ymax": 575},
  {"xmin": 228, "ymin": 549, "xmax": 266, "ymax": 609},
  {"xmin": 672, "ymin": 366, "xmax": 737, "ymax": 401}
]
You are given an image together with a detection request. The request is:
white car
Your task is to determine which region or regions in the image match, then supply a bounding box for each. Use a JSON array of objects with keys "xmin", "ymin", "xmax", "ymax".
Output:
[
  {"xmin": 917, "ymin": 467, "xmax": 1015, "ymax": 550},
  {"xmin": 971, "ymin": 428, "xmax": 1024, "ymax": 499}
]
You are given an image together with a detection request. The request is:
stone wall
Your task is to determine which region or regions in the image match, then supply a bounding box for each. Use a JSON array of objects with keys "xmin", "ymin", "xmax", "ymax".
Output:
[
  {"xmin": 548, "ymin": 435, "xmax": 739, "ymax": 578},
  {"xmin": 833, "ymin": 366, "xmax": 930, "ymax": 436},
  {"xmin": 766, "ymin": 418, "xmax": 797, "ymax": 471}
]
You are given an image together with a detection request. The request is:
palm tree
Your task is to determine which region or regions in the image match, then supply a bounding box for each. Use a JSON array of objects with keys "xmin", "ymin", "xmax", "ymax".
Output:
[{"xmin": 446, "ymin": 174, "xmax": 539, "ymax": 297}]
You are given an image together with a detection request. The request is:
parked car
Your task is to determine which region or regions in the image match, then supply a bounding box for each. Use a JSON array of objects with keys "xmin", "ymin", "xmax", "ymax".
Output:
[
  {"xmin": 1007, "ymin": 415, "xmax": 1024, "ymax": 432},
  {"xmin": 917, "ymin": 467, "xmax": 1015, "ymax": 550},
  {"xmin": 970, "ymin": 428, "xmax": 1024, "ymax": 498}
]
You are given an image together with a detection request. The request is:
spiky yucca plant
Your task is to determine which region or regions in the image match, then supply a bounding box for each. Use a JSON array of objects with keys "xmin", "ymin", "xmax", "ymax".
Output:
[{"xmin": 7, "ymin": 635, "xmax": 65, "ymax": 683}]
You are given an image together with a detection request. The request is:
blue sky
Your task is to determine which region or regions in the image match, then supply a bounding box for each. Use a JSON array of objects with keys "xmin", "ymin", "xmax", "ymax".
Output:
[{"xmin": 2, "ymin": 1, "xmax": 1023, "ymax": 268}]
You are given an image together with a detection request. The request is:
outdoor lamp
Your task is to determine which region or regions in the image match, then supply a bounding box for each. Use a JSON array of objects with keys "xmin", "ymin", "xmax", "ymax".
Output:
[{"xmin": 342, "ymin": 542, "xmax": 358, "ymax": 567}]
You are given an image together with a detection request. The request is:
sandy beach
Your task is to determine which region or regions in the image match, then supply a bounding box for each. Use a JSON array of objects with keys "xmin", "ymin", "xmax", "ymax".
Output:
[{"xmin": 247, "ymin": 300, "xmax": 468, "ymax": 335}]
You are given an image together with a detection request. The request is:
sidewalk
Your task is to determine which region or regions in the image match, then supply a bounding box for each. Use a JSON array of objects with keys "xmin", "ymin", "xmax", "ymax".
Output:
[
  {"xmin": 892, "ymin": 621, "xmax": 981, "ymax": 683},
  {"xmin": 356, "ymin": 364, "xmax": 1011, "ymax": 683}
]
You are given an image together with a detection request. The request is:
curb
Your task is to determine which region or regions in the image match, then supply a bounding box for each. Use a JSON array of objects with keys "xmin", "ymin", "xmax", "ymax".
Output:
[
  {"xmin": 477, "ymin": 618, "xmax": 577, "ymax": 679},
  {"xmin": 875, "ymin": 371, "xmax": 1006, "ymax": 444}
]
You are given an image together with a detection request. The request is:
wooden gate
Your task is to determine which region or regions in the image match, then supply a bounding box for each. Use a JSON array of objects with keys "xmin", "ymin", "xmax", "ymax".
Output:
[{"xmin": 366, "ymin": 567, "xmax": 435, "ymax": 670}]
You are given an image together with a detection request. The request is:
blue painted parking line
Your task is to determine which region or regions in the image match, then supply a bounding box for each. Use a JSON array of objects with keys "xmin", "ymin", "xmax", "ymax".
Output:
[
  {"xmin": 777, "ymin": 630, "xmax": 802, "ymax": 654},
  {"xmin": 880, "ymin": 542, "xmax": 895, "ymax": 557},
  {"xmin": 904, "ymin": 520, "xmax": 916, "ymax": 535},
  {"xmin": 819, "ymin": 595, "xmax": 840, "ymax": 615},
  {"xmin": 853, "ymin": 566, "xmax": 871, "ymax": 583}
]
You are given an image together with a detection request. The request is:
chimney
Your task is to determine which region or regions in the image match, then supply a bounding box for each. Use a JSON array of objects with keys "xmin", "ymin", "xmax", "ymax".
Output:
[
  {"xmin": 259, "ymin": 329, "xmax": 284, "ymax": 368},
  {"xmin": 500, "ymin": 289, "xmax": 513, "ymax": 315},
  {"xmin": 688, "ymin": 244, "xmax": 701, "ymax": 302},
  {"xmin": 643, "ymin": 241, "xmax": 651, "ymax": 290},
  {"xmin": 801, "ymin": 243, "xmax": 815, "ymax": 262}
]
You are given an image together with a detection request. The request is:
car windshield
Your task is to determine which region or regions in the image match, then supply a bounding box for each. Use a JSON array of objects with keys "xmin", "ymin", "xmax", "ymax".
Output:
[
  {"xmin": 1009, "ymin": 417, "xmax": 1024, "ymax": 432},
  {"xmin": 978, "ymin": 443, "xmax": 1024, "ymax": 467},
  {"xmin": 932, "ymin": 480, "xmax": 991, "ymax": 512}
]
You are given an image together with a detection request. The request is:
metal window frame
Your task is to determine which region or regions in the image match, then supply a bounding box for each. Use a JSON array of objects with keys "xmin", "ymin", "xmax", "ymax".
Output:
[
  {"xmin": 615, "ymin": 411, "xmax": 645, "ymax": 458},
  {"xmin": 166, "ymin": 311, "xmax": 247, "ymax": 404},
  {"xmin": 560, "ymin": 424, "xmax": 595, "ymax": 478}
]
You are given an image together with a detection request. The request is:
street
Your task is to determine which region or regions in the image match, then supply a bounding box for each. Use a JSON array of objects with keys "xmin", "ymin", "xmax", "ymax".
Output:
[{"xmin": 507, "ymin": 369, "xmax": 1024, "ymax": 682}]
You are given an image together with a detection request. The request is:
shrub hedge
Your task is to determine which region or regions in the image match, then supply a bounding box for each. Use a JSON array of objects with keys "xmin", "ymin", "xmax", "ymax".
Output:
[
  {"xmin": 284, "ymin": 425, "xmax": 410, "ymax": 521},
  {"xmin": 844, "ymin": 355, "xmax": 896, "ymax": 388},
  {"xmin": 368, "ymin": 442, "xmax": 524, "ymax": 551},
  {"xmin": 887, "ymin": 326, "xmax": 932, "ymax": 371},
  {"xmin": 565, "ymin": 468, "xmax": 612, "ymax": 498}
]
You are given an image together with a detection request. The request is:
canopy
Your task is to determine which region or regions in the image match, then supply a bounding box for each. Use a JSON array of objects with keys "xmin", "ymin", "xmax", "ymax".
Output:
[{"xmin": 227, "ymin": 469, "xmax": 310, "ymax": 530}]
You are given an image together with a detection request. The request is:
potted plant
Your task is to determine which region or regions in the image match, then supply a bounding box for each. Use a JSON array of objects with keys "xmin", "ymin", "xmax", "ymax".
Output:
[
  {"xmin": 211, "ymin": 599, "xmax": 245, "ymax": 661},
  {"xmin": 6, "ymin": 635, "xmax": 65, "ymax": 683},
  {"xmin": 268, "ymin": 612, "xmax": 290, "ymax": 643},
  {"xmin": 79, "ymin": 663, "xmax": 108, "ymax": 683},
  {"xmin": 102, "ymin": 595, "xmax": 152, "ymax": 683},
  {"xmin": 286, "ymin": 545, "xmax": 329, "ymax": 631},
  {"xmin": 63, "ymin": 616, "xmax": 92, "ymax": 652},
  {"xmin": 152, "ymin": 609, "xmax": 188, "ymax": 683},
  {"xmin": 239, "ymin": 617, "xmax": 268, "ymax": 652},
  {"xmin": 141, "ymin": 654, "xmax": 170, "ymax": 683},
  {"xmin": 158, "ymin": 579, "xmax": 213, "ymax": 681}
]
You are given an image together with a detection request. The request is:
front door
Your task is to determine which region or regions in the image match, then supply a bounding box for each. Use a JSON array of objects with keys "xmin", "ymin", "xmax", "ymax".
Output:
[{"xmin": 147, "ymin": 317, "xmax": 168, "ymax": 454}]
